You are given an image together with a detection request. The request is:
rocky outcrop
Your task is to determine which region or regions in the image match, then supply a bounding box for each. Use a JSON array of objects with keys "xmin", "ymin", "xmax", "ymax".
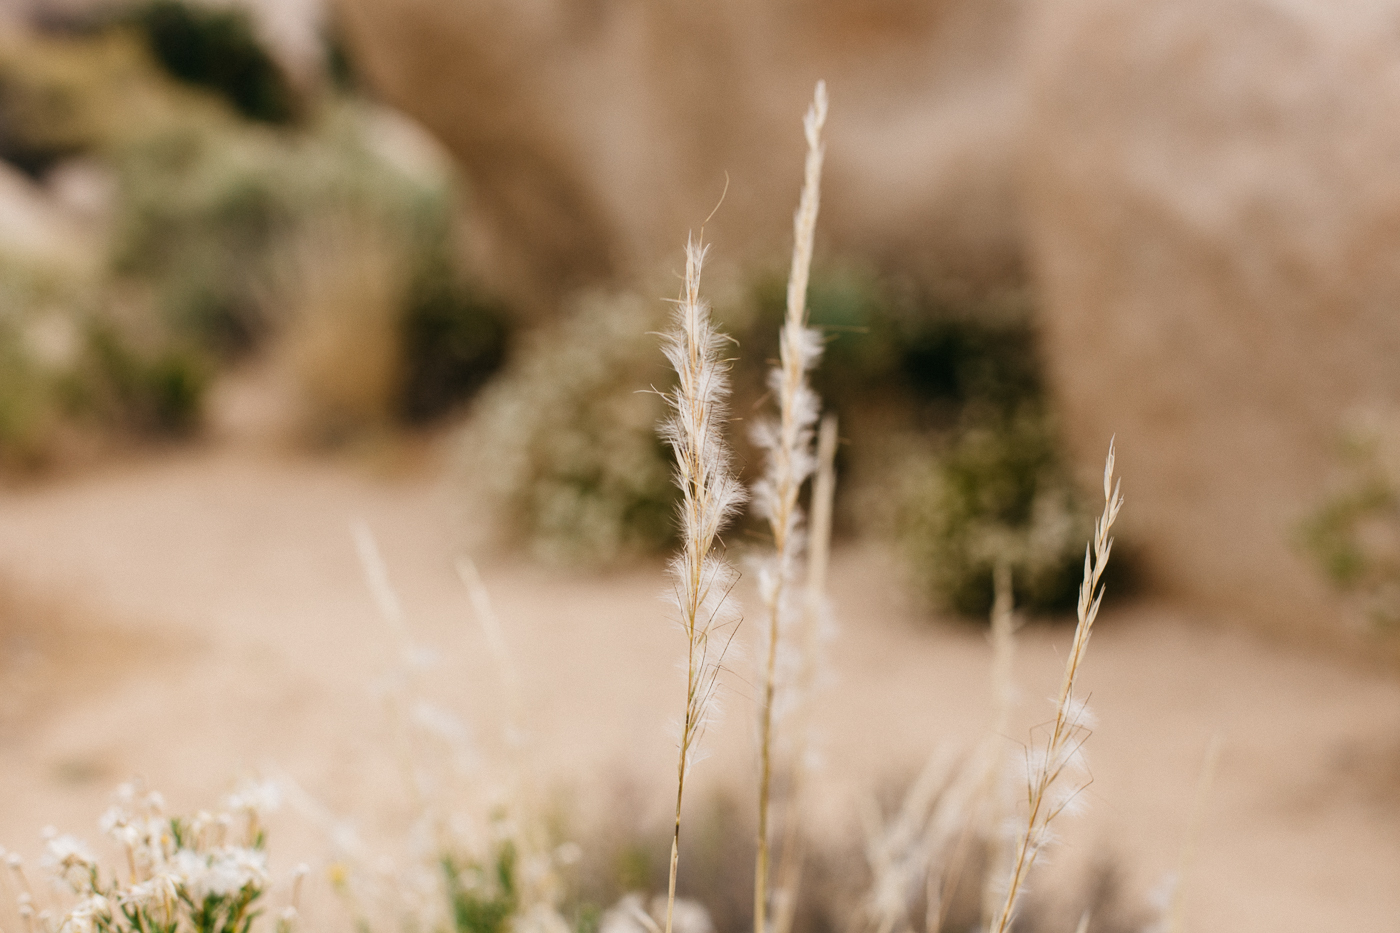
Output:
[
  {"xmin": 1020, "ymin": 0, "xmax": 1400, "ymax": 640},
  {"xmin": 334, "ymin": 0, "xmax": 1028, "ymax": 315},
  {"xmin": 335, "ymin": 0, "xmax": 1400, "ymax": 643}
]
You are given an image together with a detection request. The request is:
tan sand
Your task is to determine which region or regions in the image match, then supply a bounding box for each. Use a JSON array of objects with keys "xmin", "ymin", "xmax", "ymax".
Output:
[{"xmin": 0, "ymin": 443, "xmax": 1395, "ymax": 932}]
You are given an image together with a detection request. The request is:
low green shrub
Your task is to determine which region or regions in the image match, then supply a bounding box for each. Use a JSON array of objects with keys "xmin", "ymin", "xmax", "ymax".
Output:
[
  {"xmin": 0, "ymin": 25, "xmax": 509, "ymax": 461},
  {"xmin": 461, "ymin": 292, "xmax": 676, "ymax": 566},
  {"xmin": 128, "ymin": 0, "xmax": 299, "ymax": 124},
  {"xmin": 75, "ymin": 323, "xmax": 209, "ymax": 437},
  {"xmin": 898, "ymin": 409, "xmax": 1090, "ymax": 616},
  {"xmin": 1302, "ymin": 422, "xmax": 1400, "ymax": 629},
  {"xmin": 443, "ymin": 845, "xmax": 519, "ymax": 933},
  {"xmin": 732, "ymin": 268, "xmax": 1093, "ymax": 618},
  {"xmin": 733, "ymin": 269, "xmax": 1042, "ymax": 426},
  {"xmin": 397, "ymin": 224, "xmax": 509, "ymax": 425}
]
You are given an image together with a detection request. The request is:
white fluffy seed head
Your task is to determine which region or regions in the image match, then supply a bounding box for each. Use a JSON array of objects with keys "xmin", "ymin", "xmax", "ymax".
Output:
[{"xmin": 661, "ymin": 235, "xmax": 744, "ymax": 783}]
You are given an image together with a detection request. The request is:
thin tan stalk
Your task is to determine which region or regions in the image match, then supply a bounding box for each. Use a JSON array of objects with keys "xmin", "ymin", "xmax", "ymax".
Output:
[
  {"xmin": 771, "ymin": 412, "xmax": 839, "ymax": 933},
  {"xmin": 660, "ymin": 236, "xmax": 745, "ymax": 933},
  {"xmin": 755, "ymin": 79, "xmax": 828, "ymax": 933},
  {"xmin": 806, "ymin": 413, "xmax": 839, "ymax": 604},
  {"xmin": 979, "ymin": 560, "xmax": 1018, "ymax": 929},
  {"xmin": 990, "ymin": 441, "xmax": 1124, "ymax": 933},
  {"xmin": 456, "ymin": 557, "xmax": 523, "ymax": 745}
]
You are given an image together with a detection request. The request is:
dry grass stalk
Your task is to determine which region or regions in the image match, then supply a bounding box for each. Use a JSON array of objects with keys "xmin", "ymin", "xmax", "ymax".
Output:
[
  {"xmin": 659, "ymin": 236, "xmax": 746, "ymax": 933},
  {"xmin": 352, "ymin": 529, "xmax": 571, "ymax": 933},
  {"xmin": 770, "ymin": 411, "xmax": 839, "ymax": 933},
  {"xmin": 457, "ymin": 556, "xmax": 524, "ymax": 745},
  {"xmin": 978, "ymin": 561, "xmax": 1019, "ymax": 929},
  {"xmin": 753, "ymin": 80, "xmax": 829, "ymax": 933},
  {"xmin": 859, "ymin": 560, "xmax": 1021, "ymax": 933},
  {"xmin": 851, "ymin": 745, "xmax": 963, "ymax": 933},
  {"xmin": 989, "ymin": 441, "xmax": 1124, "ymax": 933}
]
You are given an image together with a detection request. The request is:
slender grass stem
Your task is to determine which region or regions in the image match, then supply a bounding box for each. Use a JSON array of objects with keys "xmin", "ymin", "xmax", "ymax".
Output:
[
  {"xmin": 754, "ymin": 81, "xmax": 828, "ymax": 933},
  {"xmin": 990, "ymin": 440, "xmax": 1123, "ymax": 933},
  {"xmin": 660, "ymin": 237, "xmax": 744, "ymax": 933}
]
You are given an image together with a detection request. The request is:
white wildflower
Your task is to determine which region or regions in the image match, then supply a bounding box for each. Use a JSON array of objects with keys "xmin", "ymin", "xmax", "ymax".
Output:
[
  {"xmin": 514, "ymin": 904, "xmax": 572, "ymax": 933},
  {"xmin": 225, "ymin": 780, "xmax": 282, "ymax": 816},
  {"xmin": 43, "ymin": 834, "xmax": 96, "ymax": 874}
]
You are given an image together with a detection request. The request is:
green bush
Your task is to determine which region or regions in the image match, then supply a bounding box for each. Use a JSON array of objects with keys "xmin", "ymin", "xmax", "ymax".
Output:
[
  {"xmin": 899, "ymin": 409, "xmax": 1090, "ymax": 617},
  {"xmin": 443, "ymin": 844, "xmax": 519, "ymax": 933},
  {"xmin": 399, "ymin": 255, "xmax": 510, "ymax": 424},
  {"xmin": 731, "ymin": 269, "xmax": 1092, "ymax": 617},
  {"xmin": 733, "ymin": 270, "xmax": 1041, "ymax": 425},
  {"xmin": 76, "ymin": 323, "xmax": 209, "ymax": 437},
  {"xmin": 0, "ymin": 328, "xmax": 59, "ymax": 467},
  {"xmin": 128, "ymin": 0, "xmax": 298, "ymax": 124},
  {"xmin": 462, "ymin": 292, "xmax": 676, "ymax": 566},
  {"xmin": 1302, "ymin": 426, "xmax": 1400, "ymax": 629},
  {"xmin": 0, "ymin": 25, "xmax": 509, "ymax": 464}
]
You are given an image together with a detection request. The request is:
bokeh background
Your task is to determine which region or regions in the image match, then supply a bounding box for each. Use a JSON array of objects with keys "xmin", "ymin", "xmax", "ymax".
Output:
[{"xmin": 0, "ymin": 1, "xmax": 1398, "ymax": 931}]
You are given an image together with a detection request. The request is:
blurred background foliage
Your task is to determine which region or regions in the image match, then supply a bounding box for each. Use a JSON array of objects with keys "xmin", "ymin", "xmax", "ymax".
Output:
[
  {"xmin": 1302, "ymin": 419, "xmax": 1400, "ymax": 630},
  {"xmin": 0, "ymin": 2, "xmax": 508, "ymax": 462},
  {"xmin": 0, "ymin": 0, "xmax": 1094, "ymax": 616},
  {"xmin": 724, "ymin": 268, "xmax": 1092, "ymax": 615}
]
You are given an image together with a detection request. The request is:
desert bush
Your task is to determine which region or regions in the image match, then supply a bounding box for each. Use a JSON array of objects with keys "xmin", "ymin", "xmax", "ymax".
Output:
[
  {"xmin": 461, "ymin": 292, "xmax": 676, "ymax": 566},
  {"xmin": 0, "ymin": 325, "xmax": 62, "ymax": 467},
  {"xmin": 75, "ymin": 321, "xmax": 209, "ymax": 438},
  {"xmin": 0, "ymin": 23, "xmax": 508, "ymax": 457},
  {"xmin": 1302, "ymin": 417, "xmax": 1400, "ymax": 629},
  {"xmin": 733, "ymin": 272, "xmax": 1041, "ymax": 428},
  {"xmin": 398, "ymin": 246, "xmax": 509, "ymax": 426},
  {"xmin": 111, "ymin": 100, "xmax": 507, "ymax": 436},
  {"xmin": 127, "ymin": 0, "xmax": 299, "ymax": 124},
  {"xmin": 0, "ymin": 245, "xmax": 86, "ymax": 465},
  {"xmin": 898, "ymin": 409, "xmax": 1090, "ymax": 617},
  {"xmin": 733, "ymin": 266, "xmax": 1091, "ymax": 618},
  {"xmin": 0, "ymin": 212, "xmax": 207, "ymax": 462}
]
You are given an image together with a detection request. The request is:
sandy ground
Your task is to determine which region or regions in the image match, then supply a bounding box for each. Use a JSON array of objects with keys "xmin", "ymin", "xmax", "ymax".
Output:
[{"xmin": 0, "ymin": 441, "xmax": 1397, "ymax": 933}]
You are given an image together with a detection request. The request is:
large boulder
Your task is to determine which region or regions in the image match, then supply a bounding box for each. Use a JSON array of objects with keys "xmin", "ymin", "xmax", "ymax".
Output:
[
  {"xmin": 333, "ymin": 0, "xmax": 1028, "ymax": 315},
  {"xmin": 335, "ymin": 0, "xmax": 1400, "ymax": 644},
  {"xmin": 1020, "ymin": 0, "xmax": 1400, "ymax": 642}
]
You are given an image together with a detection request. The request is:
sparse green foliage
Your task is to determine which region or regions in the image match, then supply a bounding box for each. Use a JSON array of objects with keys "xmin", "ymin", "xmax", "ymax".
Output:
[
  {"xmin": 463, "ymin": 292, "xmax": 676, "ymax": 565},
  {"xmin": 1302, "ymin": 425, "xmax": 1400, "ymax": 628},
  {"xmin": 0, "ymin": 23, "xmax": 509, "ymax": 464},
  {"xmin": 733, "ymin": 266, "xmax": 1093, "ymax": 619},
  {"xmin": 129, "ymin": 0, "xmax": 298, "ymax": 124},
  {"xmin": 900, "ymin": 410, "xmax": 1089, "ymax": 616},
  {"xmin": 77, "ymin": 324, "xmax": 208, "ymax": 437},
  {"xmin": 734, "ymin": 272, "xmax": 1041, "ymax": 428},
  {"xmin": 442, "ymin": 845, "xmax": 518, "ymax": 933},
  {"xmin": 398, "ymin": 231, "xmax": 509, "ymax": 424},
  {"xmin": 4, "ymin": 783, "xmax": 279, "ymax": 933}
]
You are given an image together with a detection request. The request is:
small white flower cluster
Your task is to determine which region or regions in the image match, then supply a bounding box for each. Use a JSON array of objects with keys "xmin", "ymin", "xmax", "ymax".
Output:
[
  {"xmin": 599, "ymin": 893, "xmax": 713, "ymax": 933},
  {"xmin": 5, "ymin": 782, "xmax": 285, "ymax": 933}
]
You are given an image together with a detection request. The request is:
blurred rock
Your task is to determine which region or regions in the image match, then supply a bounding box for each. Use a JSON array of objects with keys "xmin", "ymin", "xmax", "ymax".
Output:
[
  {"xmin": 333, "ymin": 0, "xmax": 1028, "ymax": 316},
  {"xmin": 319, "ymin": 0, "xmax": 1400, "ymax": 645},
  {"xmin": 1021, "ymin": 0, "xmax": 1400, "ymax": 642}
]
